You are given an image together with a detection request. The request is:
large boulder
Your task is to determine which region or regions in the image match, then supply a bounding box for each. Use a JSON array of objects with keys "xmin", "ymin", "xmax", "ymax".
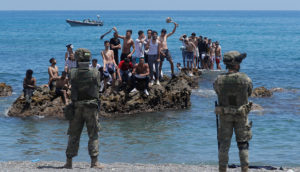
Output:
[
  {"xmin": 251, "ymin": 87, "xmax": 273, "ymax": 98},
  {"xmin": 8, "ymin": 74, "xmax": 193, "ymax": 119},
  {"xmin": 0, "ymin": 83, "xmax": 13, "ymax": 97}
]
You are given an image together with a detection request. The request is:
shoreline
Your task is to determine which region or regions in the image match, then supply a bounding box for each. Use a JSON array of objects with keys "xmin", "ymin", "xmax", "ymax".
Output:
[{"xmin": 0, "ymin": 161, "xmax": 298, "ymax": 172}]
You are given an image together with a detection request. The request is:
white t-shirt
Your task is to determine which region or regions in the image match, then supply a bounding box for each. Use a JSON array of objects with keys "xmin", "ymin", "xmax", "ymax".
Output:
[
  {"xmin": 65, "ymin": 59, "xmax": 77, "ymax": 69},
  {"xmin": 89, "ymin": 64, "xmax": 101, "ymax": 70},
  {"xmin": 134, "ymin": 38, "xmax": 146, "ymax": 58}
]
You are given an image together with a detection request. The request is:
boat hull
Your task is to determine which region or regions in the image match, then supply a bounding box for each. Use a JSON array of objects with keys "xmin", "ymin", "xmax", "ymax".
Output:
[{"xmin": 66, "ymin": 20, "xmax": 103, "ymax": 27}]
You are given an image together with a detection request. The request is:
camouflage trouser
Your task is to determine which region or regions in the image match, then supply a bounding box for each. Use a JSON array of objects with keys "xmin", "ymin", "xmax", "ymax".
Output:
[
  {"xmin": 218, "ymin": 113, "xmax": 252, "ymax": 167},
  {"xmin": 66, "ymin": 101, "xmax": 100, "ymax": 158}
]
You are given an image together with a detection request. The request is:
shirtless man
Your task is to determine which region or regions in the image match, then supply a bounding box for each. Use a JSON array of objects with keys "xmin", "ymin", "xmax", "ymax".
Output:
[
  {"xmin": 184, "ymin": 38, "xmax": 196, "ymax": 76},
  {"xmin": 113, "ymin": 27, "xmax": 135, "ymax": 62},
  {"xmin": 189, "ymin": 33, "xmax": 199, "ymax": 70},
  {"xmin": 65, "ymin": 44, "xmax": 74, "ymax": 61},
  {"xmin": 48, "ymin": 57, "xmax": 59, "ymax": 91},
  {"xmin": 56, "ymin": 71, "xmax": 69, "ymax": 104},
  {"xmin": 215, "ymin": 41, "xmax": 222, "ymax": 70},
  {"xmin": 23, "ymin": 69, "xmax": 36, "ymax": 108},
  {"xmin": 210, "ymin": 42, "xmax": 216, "ymax": 70},
  {"xmin": 159, "ymin": 22, "xmax": 178, "ymax": 78},
  {"xmin": 130, "ymin": 57, "xmax": 150, "ymax": 96},
  {"xmin": 101, "ymin": 41, "xmax": 121, "ymax": 89}
]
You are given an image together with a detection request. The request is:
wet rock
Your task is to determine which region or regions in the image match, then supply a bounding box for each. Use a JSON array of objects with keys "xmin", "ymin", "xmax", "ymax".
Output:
[
  {"xmin": 270, "ymin": 87, "xmax": 284, "ymax": 93},
  {"xmin": 100, "ymin": 74, "xmax": 192, "ymax": 117},
  {"xmin": 251, "ymin": 87, "xmax": 273, "ymax": 98},
  {"xmin": 8, "ymin": 85, "xmax": 66, "ymax": 119},
  {"xmin": 0, "ymin": 83, "xmax": 13, "ymax": 97},
  {"xmin": 251, "ymin": 103, "xmax": 263, "ymax": 111},
  {"xmin": 8, "ymin": 73, "xmax": 193, "ymax": 119}
]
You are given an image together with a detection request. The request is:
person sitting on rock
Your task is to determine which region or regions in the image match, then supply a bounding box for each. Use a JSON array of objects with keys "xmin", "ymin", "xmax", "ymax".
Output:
[
  {"xmin": 130, "ymin": 57, "xmax": 150, "ymax": 96},
  {"xmin": 23, "ymin": 69, "xmax": 36, "ymax": 108},
  {"xmin": 55, "ymin": 71, "xmax": 69, "ymax": 105},
  {"xmin": 48, "ymin": 57, "xmax": 59, "ymax": 91},
  {"xmin": 118, "ymin": 58, "xmax": 133, "ymax": 85}
]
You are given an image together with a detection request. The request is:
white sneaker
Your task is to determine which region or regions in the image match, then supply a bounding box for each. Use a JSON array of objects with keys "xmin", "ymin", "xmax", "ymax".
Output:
[
  {"xmin": 156, "ymin": 80, "xmax": 161, "ymax": 86},
  {"xmin": 150, "ymin": 80, "xmax": 154, "ymax": 86},
  {"xmin": 144, "ymin": 89, "xmax": 149, "ymax": 96},
  {"xmin": 130, "ymin": 88, "xmax": 137, "ymax": 93}
]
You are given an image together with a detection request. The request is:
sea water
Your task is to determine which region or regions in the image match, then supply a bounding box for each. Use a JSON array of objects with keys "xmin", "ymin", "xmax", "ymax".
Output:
[{"xmin": 0, "ymin": 11, "xmax": 300, "ymax": 166}]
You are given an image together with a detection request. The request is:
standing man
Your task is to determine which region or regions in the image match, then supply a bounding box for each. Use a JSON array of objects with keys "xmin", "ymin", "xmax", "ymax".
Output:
[
  {"xmin": 213, "ymin": 51, "xmax": 253, "ymax": 172},
  {"xmin": 133, "ymin": 30, "xmax": 146, "ymax": 65},
  {"xmin": 189, "ymin": 33, "xmax": 199, "ymax": 69},
  {"xmin": 159, "ymin": 22, "xmax": 178, "ymax": 78},
  {"xmin": 65, "ymin": 53, "xmax": 77, "ymax": 74},
  {"xmin": 48, "ymin": 57, "xmax": 59, "ymax": 91},
  {"xmin": 197, "ymin": 36, "xmax": 206, "ymax": 69},
  {"xmin": 62, "ymin": 48, "xmax": 102, "ymax": 169},
  {"xmin": 179, "ymin": 34, "xmax": 187, "ymax": 68},
  {"xmin": 144, "ymin": 29, "xmax": 152, "ymax": 63},
  {"xmin": 113, "ymin": 27, "xmax": 135, "ymax": 62},
  {"xmin": 215, "ymin": 41, "xmax": 222, "ymax": 70},
  {"xmin": 65, "ymin": 44, "xmax": 74, "ymax": 61},
  {"xmin": 110, "ymin": 32, "xmax": 121, "ymax": 65},
  {"xmin": 184, "ymin": 38, "xmax": 196, "ymax": 76},
  {"xmin": 146, "ymin": 31, "xmax": 161, "ymax": 85}
]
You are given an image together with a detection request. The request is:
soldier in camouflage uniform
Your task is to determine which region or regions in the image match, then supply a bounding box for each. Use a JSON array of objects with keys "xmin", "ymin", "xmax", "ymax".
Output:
[
  {"xmin": 213, "ymin": 51, "xmax": 253, "ymax": 172},
  {"xmin": 62, "ymin": 48, "xmax": 102, "ymax": 169}
]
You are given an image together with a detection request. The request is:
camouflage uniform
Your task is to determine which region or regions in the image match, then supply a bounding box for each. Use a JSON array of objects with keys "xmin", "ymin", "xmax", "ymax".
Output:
[
  {"xmin": 65, "ymin": 48, "xmax": 101, "ymax": 159},
  {"xmin": 213, "ymin": 51, "xmax": 253, "ymax": 172}
]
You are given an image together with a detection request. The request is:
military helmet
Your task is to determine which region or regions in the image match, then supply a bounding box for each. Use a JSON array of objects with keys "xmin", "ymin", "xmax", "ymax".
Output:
[
  {"xmin": 223, "ymin": 51, "xmax": 247, "ymax": 65},
  {"xmin": 75, "ymin": 48, "xmax": 92, "ymax": 62}
]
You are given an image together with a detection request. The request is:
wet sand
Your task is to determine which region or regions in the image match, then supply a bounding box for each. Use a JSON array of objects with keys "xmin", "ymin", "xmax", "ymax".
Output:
[{"xmin": 0, "ymin": 161, "xmax": 298, "ymax": 172}]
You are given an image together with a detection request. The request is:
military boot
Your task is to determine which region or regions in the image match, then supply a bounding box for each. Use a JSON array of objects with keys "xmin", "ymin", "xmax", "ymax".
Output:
[
  {"xmin": 219, "ymin": 165, "xmax": 227, "ymax": 172},
  {"xmin": 61, "ymin": 157, "xmax": 72, "ymax": 169},
  {"xmin": 241, "ymin": 166, "xmax": 248, "ymax": 172},
  {"xmin": 91, "ymin": 156, "xmax": 104, "ymax": 169}
]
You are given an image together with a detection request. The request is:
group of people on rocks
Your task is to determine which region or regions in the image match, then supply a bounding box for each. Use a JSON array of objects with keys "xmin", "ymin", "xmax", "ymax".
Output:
[
  {"xmin": 179, "ymin": 33, "xmax": 222, "ymax": 76},
  {"xmin": 22, "ymin": 22, "xmax": 223, "ymax": 107}
]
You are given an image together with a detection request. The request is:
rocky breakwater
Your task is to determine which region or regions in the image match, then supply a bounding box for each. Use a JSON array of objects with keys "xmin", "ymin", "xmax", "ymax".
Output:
[
  {"xmin": 8, "ymin": 73, "xmax": 198, "ymax": 119},
  {"xmin": 0, "ymin": 83, "xmax": 13, "ymax": 97}
]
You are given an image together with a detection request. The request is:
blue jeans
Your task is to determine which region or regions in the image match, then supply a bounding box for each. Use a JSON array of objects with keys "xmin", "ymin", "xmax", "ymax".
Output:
[{"xmin": 148, "ymin": 55, "xmax": 159, "ymax": 80}]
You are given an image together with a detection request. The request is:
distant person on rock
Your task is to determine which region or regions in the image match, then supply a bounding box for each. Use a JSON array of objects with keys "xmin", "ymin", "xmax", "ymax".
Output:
[
  {"xmin": 197, "ymin": 36, "xmax": 206, "ymax": 69},
  {"xmin": 146, "ymin": 30, "xmax": 161, "ymax": 86},
  {"xmin": 113, "ymin": 27, "xmax": 135, "ymax": 62},
  {"xmin": 23, "ymin": 69, "xmax": 36, "ymax": 108},
  {"xmin": 144, "ymin": 29, "xmax": 152, "ymax": 63},
  {"xmin": 215, "ymin": 41, "xmax": 222, "ymax": 70},
  {"xmin": 133, "ymin": 30, "xmax": 147, "ymax": 65},
  {"xmin": 159, "ymin": 22, "xmax": 178, "ymax": 79},
  {"xmin": 131, "ymin": 57, "xmax": 150, "ymax": 96},
  {"xmin": 189, "ymin": 33, "xmax": 199, "ymax": 69},
  {"xmin": 55, "ymin": 71, "xmax": 69, "ymax": 105},
  {"xmin": 65, "ymin": 44, "xmax": 74, "ymax": 61},
  {"xmin": 101, "ymin": 41, "xmax": 121, "ymax": 89},
  {"xmin": 65, "ymin": 53, "xmax": 77, "ymax": 74},
  {"xmin": 110, "ymin": 32, "xmax": 121, "ymax": 65},
  {"xmin": 89, "ymin": 59, "xmax": 101, "ymax": 70},
  {"xmin": 179, "ymin": 34, "xmax": 187, "ymax": 68},
  {"xmin": 48, "ymin": 57, "xmax": 59, "ymax": 91},
  {"xmin": 118, "ymin": 58, "xmax": 133, "ymax": 85},
  {"xmin": 184, "ymin": 38, "xmax": 196, "ymax": 76}
]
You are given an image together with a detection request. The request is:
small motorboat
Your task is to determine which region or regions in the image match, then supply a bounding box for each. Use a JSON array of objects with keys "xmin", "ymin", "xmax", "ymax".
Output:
[{"xmin": 66, "ymin": 15, "xmax": 103, "ymax": 27}]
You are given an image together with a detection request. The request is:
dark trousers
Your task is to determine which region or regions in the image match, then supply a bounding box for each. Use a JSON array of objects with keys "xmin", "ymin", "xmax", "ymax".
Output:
[{"xmin": 131, "ymin": 75, "xmax": 149, "ymax": 90}]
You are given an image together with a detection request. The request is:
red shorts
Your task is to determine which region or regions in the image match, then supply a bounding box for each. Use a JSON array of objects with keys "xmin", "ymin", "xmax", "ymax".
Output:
[{"xmin": 216, "ymin": 58, "xmax": 220, "ymax": 64}]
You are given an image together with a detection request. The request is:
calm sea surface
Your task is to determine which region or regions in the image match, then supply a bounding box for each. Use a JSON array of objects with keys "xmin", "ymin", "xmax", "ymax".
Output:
[{"xmin": 0, "ymin": 11, "xmax": 300, "ymax": 166}]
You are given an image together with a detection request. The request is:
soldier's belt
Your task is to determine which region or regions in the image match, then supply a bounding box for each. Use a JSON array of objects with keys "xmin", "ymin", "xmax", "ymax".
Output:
[{"xmin": 215, "ymin": 102, "xmax": 252, "ymax": 115}]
